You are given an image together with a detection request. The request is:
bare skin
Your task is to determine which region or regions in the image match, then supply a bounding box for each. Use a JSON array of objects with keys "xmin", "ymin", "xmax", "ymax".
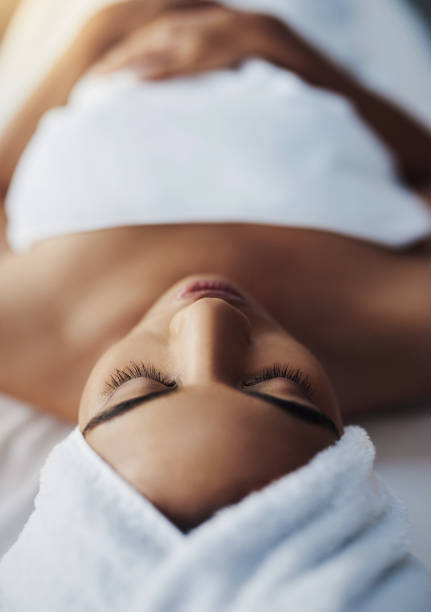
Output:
[
  {"xmin": 0, "ymin": 1, "xmax": 430, "ymax": 426},
  {"xmin": 0, "ymin": 223, "xmax": 430, "ymax": 423},
  {"xmin": 0, "ymin": 0, "xmax": 18, "ymax": 39},
  {"xmin": 78, "ymin": 274, "xmax": 342, "ymax": 530}
]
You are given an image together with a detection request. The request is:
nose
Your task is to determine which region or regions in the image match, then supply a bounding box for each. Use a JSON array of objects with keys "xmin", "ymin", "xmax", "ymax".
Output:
[{"xmin": 169, "ymin": 298, "xmax": 251, "ymax": 385}]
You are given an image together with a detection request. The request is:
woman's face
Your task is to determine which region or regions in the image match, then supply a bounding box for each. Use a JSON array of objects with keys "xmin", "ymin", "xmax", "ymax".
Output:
[{"xmin": 79, "ymin": 275, "xmax": 343, "ymax": 530}]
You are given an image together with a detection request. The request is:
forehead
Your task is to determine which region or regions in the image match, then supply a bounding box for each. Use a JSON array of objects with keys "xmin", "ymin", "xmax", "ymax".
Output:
[{"xmin": 84, "ymin": 389, "xmax": 336, "ymax": 531}]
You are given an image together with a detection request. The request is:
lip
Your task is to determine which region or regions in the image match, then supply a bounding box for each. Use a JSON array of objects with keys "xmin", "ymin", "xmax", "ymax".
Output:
[{"xmin": 175, "ymin": 280, "xmax": 248, "ymax": 303}]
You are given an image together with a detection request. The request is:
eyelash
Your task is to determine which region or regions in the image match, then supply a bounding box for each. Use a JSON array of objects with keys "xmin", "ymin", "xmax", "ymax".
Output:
[
  {"xmin": 242, "ymin": 363, "xmax": 315, "ymax": 399},
  {"xmin": 105, "ymin": 361, "xmax": 176, "ymax": 393},
  {"xmin": 105, "ymin": 361, "xmax": 314, "ymax": 399}
]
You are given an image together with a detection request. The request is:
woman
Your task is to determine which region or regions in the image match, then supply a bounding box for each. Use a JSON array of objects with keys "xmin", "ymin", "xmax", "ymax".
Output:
[{"xmin": 0, "ymin": 1, "xmax": 431, "ymax": 607}]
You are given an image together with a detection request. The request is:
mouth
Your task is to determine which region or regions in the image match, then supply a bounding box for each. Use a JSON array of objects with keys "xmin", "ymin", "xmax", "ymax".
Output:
[{"xmin": 175, "ymin": 280, "xmax": 248, "ymax": 303}]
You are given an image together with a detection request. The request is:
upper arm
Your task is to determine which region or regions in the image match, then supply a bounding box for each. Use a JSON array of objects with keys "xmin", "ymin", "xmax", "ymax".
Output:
[
  {"xmin": 0, "ymin": 9, "xmax": 112, "ymax": 197},
  {"xmin": 0, "ymin": 0, "xmax": 19, "ymax": 39},
  {"xmin": 0, "ymin": 200, "xmax": 9, "ymax": 255}
]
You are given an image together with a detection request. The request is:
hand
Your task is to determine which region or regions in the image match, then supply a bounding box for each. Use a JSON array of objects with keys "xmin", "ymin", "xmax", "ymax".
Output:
[
  {"xmin": 91, "ymin": 3, "xmax": 256, "ymax": 80},
  {"xmin": 85, "ymin": 1, "xmax": 212, "ymax": 54}
]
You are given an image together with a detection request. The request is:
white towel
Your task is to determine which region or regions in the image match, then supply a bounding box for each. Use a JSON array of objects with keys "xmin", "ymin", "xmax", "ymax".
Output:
[
  {"xmin": 6, "ymin": 0, "xmax": 431, "ymax": 252},
  {"xmin": 1, "ymin": 426, "xmax": 430, "ymax": 611},
  {"xmin": 7, "ymin": 61, "xmax": 431, "ymax": 253}
]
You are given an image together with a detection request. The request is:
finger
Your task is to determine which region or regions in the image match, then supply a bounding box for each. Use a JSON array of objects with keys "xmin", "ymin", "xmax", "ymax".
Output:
[
  {"xmin": 141, "ymin": 60, "xmax": 210, "ymax": 81},
  {"xmin": 92, "ymin": 45, "xmax": 136, "ymax": 74},
  {"xmin": 106, "ymin": 49, "xmax": 180, "ymax": 80},
  {"xmin": 132, "ymin": 43, "xmax": 197, "ymax": 79},
  {"xmin": 137, "ymin": 62, "xmax": 184, "ymax": 81},
  {"xmin": 95, "ymin": 44, "xmax": 177, "ymax": 75}
]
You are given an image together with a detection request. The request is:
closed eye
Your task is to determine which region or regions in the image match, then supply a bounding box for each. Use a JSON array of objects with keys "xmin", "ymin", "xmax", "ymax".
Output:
[
  {"xmin": 103, "ymin": 361, "xmax": 315, "ymax": 402},
  {"xmin": 241, "ymin": 363, "xmax": 315, "ymax": 401},
  {"xmin": 104, "ymin": 361, "xmax": 176, "ymax": 396}
]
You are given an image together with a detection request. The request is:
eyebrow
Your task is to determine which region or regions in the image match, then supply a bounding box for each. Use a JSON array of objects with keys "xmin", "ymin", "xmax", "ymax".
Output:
[{"xmin": 82, "ymin": 387, "xmax": 340, "ymax": 439}]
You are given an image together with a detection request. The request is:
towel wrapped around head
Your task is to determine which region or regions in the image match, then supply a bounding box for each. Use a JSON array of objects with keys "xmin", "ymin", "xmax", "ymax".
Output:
[{"xmin": 0, "ymin": 426, "xmax": 430, "ymax": 611}]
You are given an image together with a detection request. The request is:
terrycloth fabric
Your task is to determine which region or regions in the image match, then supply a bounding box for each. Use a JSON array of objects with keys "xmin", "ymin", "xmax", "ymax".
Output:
[
  {"xmin": 1, "ymin": 426, "xmax": 430, "ymax": 611},
  {"xmin": 6, "ymin": 0, "xmax": 431, "ymax": 252}
]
